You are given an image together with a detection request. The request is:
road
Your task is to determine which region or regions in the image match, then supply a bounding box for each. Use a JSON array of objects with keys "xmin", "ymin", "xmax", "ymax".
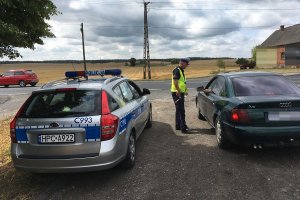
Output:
[
  {"xmin": 1, "ymin": 74, "xmax": 299, "ymax": 119},
  {"xmin": 1, "ymin": 74, "xmax": 300, "ymax": 95}
]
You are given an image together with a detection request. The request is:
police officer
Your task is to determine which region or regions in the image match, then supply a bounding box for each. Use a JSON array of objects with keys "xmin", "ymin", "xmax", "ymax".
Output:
[{"xmin": 171, "ymin": 57, "xmax": 190, "ymax": 133}]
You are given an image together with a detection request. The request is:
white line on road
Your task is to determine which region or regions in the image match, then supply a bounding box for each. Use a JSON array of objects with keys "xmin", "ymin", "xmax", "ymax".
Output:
[{"xmin": 0, "ymin": 93, "xmax": 30, "ymax": 96}]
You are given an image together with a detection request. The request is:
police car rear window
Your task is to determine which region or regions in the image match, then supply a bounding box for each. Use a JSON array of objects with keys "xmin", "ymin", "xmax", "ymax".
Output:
[{"xmin": 19, "ymin": 90, "xmax": 101, "ymax": 118}]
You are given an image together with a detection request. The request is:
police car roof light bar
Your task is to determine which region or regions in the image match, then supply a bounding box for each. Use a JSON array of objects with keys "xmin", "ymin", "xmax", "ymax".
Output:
[{"xmin": 65, "ymin": 69, "xmax": 122, "ymax": 78}]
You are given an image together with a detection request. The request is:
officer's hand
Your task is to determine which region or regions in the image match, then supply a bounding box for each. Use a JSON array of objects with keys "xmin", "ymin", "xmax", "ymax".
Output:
[
  {"xmin": 185, "ymin": 92, "xmax": 188, "ymax": 96},
  {"xmin": 176, "ymin": 91, "xmax": 180, "ymax": 97}
]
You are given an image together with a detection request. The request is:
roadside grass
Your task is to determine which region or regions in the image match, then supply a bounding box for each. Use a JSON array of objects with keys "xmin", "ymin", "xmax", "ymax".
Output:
[
  {"xmin": 0, "ymin": 118, "xmax": 44, "ymax": 199},
  {"xmin": 0, "ymin": 118, "xmax": 11, "ymax": 167}
]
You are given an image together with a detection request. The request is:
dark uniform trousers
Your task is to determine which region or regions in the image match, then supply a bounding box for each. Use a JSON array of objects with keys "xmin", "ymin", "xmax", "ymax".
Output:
[{"xmin": 171, "ymin": 92, "xmax": 187, "ymax": 130}]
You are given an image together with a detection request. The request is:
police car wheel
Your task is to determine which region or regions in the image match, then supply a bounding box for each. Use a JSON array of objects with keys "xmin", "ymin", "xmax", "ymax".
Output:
[
  {"xmin": 120, "ymin": 133, "xmax": 136, "ymax": 169},
  {"xmin": 145, "ymin": 108, "xmax": 152, "ymax": 128}
]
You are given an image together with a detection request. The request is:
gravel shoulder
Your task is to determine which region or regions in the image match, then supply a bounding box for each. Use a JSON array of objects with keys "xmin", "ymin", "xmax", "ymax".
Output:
[{"xmin": 0, "ymin": 94, "xmax": 299, "ymax": 200}]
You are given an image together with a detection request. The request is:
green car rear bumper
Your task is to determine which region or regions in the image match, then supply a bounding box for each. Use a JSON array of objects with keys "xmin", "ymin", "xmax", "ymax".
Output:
[{"xmin": 222, "ymin": 122, "xmax": 300, "ymax": 147}]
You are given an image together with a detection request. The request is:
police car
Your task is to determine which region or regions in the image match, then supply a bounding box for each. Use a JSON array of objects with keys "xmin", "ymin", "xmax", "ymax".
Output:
[{"xmin": 10, "ymin": 69, "xmax": 152, "ymax": 173}]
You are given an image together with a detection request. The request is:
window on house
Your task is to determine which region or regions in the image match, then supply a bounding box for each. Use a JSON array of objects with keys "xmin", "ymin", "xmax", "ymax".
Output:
[{"xmin": 280, "ymin": 52, "xmax": 285, "ymax": 60}]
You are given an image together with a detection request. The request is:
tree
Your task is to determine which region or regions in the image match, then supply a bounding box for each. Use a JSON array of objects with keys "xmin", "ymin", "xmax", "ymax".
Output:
[
  {"xmin": 0, "ymin": 0, "xmax": 59, "ymax": 59},
  {"xmin": 251, "ymin": 45, "xmax": 260, "ymax": 62},
  {"xmin": 171, "ymin": 58, "xmax": 179, "ymax": 64},
  {"xmin": 217, "ymin": 59, "xmax": 225, "ymax": 72},
  {"xmin": 129, "ymin": 58, "xmax": 136, "ymax": 66},
  {"xmin": 235, "ymin": 58, "xmax": 249, "ymax": 65}
]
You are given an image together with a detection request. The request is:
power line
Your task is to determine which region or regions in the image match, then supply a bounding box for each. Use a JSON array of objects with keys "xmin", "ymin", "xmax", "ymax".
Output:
[
  {"xmin": 48, "ymin": 22, "xmax": 294, "ymax": 30},
  {"xmin": 149, "ymin": 7, "xmax": 300, "ymax": 10}
]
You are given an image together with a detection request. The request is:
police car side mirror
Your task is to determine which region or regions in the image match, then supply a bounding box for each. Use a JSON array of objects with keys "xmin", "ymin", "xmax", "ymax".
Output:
[
  {"xmin": 142, "ymin": 88, "xmax": 151, "ymax": 95},
  {"xmin": 0, "ymin": 74, "xmax": 3, "ymax": 77},
  {"xmin": 197, "ymin": 86, "xmax": 204, "ymax": 92}
]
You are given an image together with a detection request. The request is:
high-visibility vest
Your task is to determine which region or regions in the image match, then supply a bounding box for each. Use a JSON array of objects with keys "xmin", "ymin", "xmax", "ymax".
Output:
[{"xmin": 171, "ymin": 67, "xmax": 187, "ymax": 93}]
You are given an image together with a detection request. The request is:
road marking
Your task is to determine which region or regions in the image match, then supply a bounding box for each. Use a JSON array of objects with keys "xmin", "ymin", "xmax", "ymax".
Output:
[{"xmin": 0, "ymin": 93, "xmax": 30, "ymax": 96}]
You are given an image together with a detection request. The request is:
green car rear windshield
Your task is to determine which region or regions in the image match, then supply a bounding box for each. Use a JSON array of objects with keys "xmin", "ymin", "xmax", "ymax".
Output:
[
  {"xmin": 19, "ymin": 90, "xmax": 101, "ymax": 118},
  {"xmin": 231, "ymin": 75, "xmax": 300, "ymax": 97}
]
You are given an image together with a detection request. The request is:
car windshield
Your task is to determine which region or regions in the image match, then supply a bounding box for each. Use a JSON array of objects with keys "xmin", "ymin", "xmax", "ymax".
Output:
[
  {"xmin": 19, "ymin": 90, "xmax": 101, "ymax": 118},
  {"xmin": 231, "ymin": 75, "xmax": 300, "ymax": 97}
]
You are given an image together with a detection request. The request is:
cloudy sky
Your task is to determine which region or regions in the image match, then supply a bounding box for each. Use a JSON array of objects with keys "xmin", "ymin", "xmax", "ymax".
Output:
[{"xmin": 7, "ymin": 0, "xmax": 300, "ymax": 60}]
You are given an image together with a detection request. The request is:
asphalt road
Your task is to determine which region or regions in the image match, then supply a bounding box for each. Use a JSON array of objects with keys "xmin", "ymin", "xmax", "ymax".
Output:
[{"xmin": 1, "ymin": 74, "xmax": 300, "ymax": 96}]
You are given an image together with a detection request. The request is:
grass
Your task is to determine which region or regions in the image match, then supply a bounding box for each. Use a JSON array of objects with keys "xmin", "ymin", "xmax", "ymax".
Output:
[
  {"xmin": 0, "ymin": 118, "xmax": 44, "ymax": 199},
  {"xmin": 0, "ymin": 59, "xmax": 240, "ymax": 84},
  {"xmin": 0, "ymin": 118, "xmax": 11, "ymax": 167}
]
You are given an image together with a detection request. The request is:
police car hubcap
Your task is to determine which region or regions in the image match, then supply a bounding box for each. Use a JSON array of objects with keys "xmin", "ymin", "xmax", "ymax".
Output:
[{"xmin": 129, "ymin": 136, "xmax": 135, "ymax": 161}]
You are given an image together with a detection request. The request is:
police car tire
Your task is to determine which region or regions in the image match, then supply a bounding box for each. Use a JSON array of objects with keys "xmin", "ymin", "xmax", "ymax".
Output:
[
  {"xmin": 145, "ymin": 109, "xmax": 152, "ymax": 128},
  {"xmin": 120, "ymin": 133, "xmax": 136, "ymax": 169},
  {"xmin": 215, "ymin": 117, "xmax": 231, "ymax": 149}
]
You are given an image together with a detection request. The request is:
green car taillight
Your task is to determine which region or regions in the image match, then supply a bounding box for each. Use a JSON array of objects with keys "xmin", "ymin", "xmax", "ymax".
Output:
[{"xmin": 231, "ymin": 109, "xmax": 251, "ymax": 124}]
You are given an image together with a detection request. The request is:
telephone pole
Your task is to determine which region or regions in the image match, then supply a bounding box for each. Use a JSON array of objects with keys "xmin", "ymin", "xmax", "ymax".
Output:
[
  {"xmin": 80, "ymin": 23, "xmax": 87, "ymax": 71},
  {"xmin": 143, "ymin": 1, "xmax": 151, "ymax": 79}
]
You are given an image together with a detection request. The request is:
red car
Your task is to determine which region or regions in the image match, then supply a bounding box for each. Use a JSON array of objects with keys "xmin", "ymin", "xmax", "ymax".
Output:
[{"xmin": 0, "ymin": 69, "xmax": 39, "ymax": 87}]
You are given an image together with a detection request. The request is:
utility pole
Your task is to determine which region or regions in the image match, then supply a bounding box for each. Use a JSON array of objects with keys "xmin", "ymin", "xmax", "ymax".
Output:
[
  {"xmin": 80, "ymin": 23, "xmax": 87, "ymax": 71},
  {"xmin": 143, "ymin": 1, "xmax": 151, "ymax": 79}
]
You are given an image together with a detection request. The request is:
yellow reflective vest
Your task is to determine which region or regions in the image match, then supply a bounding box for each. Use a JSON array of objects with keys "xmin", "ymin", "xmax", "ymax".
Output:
[{"xmin": 171, "ymin": 67, "xmax": 188, "ymax": 93}]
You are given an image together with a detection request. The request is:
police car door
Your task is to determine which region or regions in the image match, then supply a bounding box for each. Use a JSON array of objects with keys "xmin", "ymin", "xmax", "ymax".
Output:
[
  {"xmin": 128, "ymin": 80, "xmax": 149, "ymax": 134},
  {"xmin": 118, "ymin": 81, "xmax": 144, "ymax": 134}
]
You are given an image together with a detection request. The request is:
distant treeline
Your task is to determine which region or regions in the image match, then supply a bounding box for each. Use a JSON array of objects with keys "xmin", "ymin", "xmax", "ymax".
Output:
[{"xmin": 0, "ymin": 57, "xmax": 234, "ymax": 64}]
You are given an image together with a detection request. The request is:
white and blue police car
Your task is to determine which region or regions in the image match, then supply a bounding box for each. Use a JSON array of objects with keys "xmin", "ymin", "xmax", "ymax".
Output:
[{"xmin": 10, "ymin": 69, "xmax": 152, "ymax": 173}]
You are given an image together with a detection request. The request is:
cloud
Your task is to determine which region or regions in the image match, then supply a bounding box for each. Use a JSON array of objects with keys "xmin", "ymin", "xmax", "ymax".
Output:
[{"xmin": 4, "ymin": 0, "xmax": 300, "ymax": 61}]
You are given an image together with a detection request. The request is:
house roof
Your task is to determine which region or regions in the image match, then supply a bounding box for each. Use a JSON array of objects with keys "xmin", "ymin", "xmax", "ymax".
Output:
[{"xmin": 260, "ymin": 24, "xmax": 300, "ymax": 47}]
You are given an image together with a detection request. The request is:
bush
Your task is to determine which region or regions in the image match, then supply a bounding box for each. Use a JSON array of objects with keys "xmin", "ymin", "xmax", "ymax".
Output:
[
  {"xmin": 217, "ymin": 59, "xmax": 225, "ymax": 71},
  {"xmin": 129, "ymin": 58, "xmax": 136, "ymax": 66},
  {"xmin": 236, "ymin": 58, "xmax": 249, "ymax": 65},
  {"xmin": 171, "ymin": 59, "xmax": 179, "ymax": 64}
]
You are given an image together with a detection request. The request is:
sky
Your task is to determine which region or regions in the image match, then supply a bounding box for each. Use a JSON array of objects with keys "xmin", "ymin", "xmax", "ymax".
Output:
[{"xmin": 5, "ymin": 0, "xmax": 300, "ymax": 61}]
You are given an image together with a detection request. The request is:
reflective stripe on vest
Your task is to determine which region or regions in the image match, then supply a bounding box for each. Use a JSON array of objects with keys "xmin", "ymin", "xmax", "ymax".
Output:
[{"xmin": 171, "ymin": 67, "xmax": 187, "ymax": 93}]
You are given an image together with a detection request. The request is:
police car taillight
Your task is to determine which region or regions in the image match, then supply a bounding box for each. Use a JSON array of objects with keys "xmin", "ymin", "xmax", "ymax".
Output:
[
  {"xmin": 10, "ymin": 118, "xmax": 17, "ymax": 143},
  {"xmin": 101, "ymin": 90, "xmax": 119, "ymax": 141},
  {"xmin": 10, "ymin": 99, "xmax": 28, "ymax": 143},
  {"xmin": 101, "ymin": 114, "xmax": 119, "ymax": 141}
]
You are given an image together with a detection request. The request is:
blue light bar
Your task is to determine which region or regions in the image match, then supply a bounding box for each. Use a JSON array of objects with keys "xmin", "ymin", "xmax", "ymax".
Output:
[{"xmin": 65, "ymin": 69, "xmax": 122, "ymax": 78}]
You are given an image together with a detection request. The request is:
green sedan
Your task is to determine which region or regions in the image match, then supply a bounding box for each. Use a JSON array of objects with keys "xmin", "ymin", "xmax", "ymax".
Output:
[{"xmin": 196, "ymin": 72, "xmax": 300, "ymax": 149}]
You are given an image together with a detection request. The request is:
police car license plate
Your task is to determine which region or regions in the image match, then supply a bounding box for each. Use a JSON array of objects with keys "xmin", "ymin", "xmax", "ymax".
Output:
[{"xmin": 38, "ymin": 134, "xmax": 75, "ymax": 144}]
